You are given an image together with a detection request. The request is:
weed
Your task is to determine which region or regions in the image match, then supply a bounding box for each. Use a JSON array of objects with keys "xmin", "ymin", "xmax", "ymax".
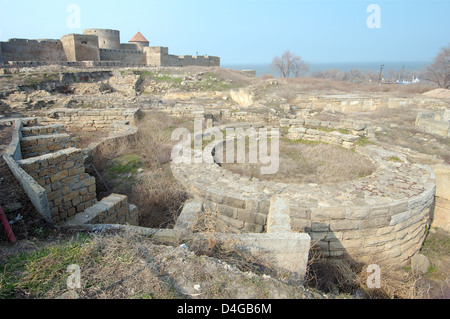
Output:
[
  {"xmin": 107, "ymin": 154, "xmax": 142, "ymax": 176},
  {"xmin": 387, "ymin": 156, "xmax": 403, "ymax": 163},
  {"xmin": 355, "ymin": 137, "xmax": 376, "ymax": 147}
]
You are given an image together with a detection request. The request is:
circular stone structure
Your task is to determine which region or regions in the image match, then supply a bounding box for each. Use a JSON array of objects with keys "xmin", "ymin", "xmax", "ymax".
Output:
[
  {"xmin": 83, "ymin": 29, "xmax": 120, "ymax": 50},
  {"xmin": 171, "ymin": 122, "xmax": 436, "ymax": 266}
]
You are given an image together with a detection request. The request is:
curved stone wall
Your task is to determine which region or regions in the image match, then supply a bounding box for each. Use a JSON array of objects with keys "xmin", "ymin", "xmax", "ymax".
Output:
[
  {"xmin": 83, "ymin": 29, "xmax": 120, "ymax": 50},
  {"xmin": 171, "ymin": 124, "xmax": 436, "ymax": 265}
]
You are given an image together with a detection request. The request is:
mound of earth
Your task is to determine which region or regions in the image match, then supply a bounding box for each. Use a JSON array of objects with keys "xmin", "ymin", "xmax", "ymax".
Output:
[{"xmin": 422, "ymin": 88, "xmax": 450, "ymax": 99}]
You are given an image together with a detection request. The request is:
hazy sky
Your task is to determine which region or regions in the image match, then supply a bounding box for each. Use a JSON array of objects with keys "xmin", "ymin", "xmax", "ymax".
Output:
[{"xmin": 0, "ymin": 0, "xmax": 448, "ymax": 64}]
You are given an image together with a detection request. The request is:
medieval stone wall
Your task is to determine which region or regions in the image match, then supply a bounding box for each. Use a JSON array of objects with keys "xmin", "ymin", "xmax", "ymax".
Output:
[
  {"xmin": 99, "ymin": 49, "xmax": 146, "ymax": 65},
  {"xmin": 0, "ymin": 31, "xmax": 221, "ymax": 68},
  {"xmin": 1, "ymin": 39, "xmax": 66, "ymax": 63}
]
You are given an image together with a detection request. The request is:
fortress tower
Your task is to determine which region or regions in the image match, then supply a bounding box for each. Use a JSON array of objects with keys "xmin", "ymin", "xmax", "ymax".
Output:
[
  {"xmin": 83, "ymin": 29, "xmax": 120, "ymax": 50},
  {"xmin": 129, "ymin": 32, "xmax": 150, "ymax": 51}
]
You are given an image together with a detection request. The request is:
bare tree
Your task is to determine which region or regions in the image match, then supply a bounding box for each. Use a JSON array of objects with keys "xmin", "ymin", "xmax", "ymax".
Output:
[
  {"xmin": 271, "ymin": 50, "xmax": 309, "ymax": 78},
  {"xmin": 424, "ymin": 44, "xmax": 450, "ymax": 89}
]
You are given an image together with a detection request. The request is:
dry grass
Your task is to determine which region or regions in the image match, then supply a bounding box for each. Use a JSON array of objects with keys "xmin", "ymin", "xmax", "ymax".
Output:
[
  {"xmin": 221, "ymin": 139, "xmax": 376, "ymax": 184},
  {"xmin": 305, "ymin": 247, "xmax": 434, "ymax": 299},
  {"xmin": 90, "ymin": 111, "xmax": 194, "ymax": 228},
  {"xmin": 356, "ymin": 107, "xmax": 450, "ymax": 164},
  {"xmin": 70, "ymin": 130, "xmax": 109, "ymax": 149},
  {"xmin": 0, "ymin": 232, "xmax": 184, "ymax": 299},
  {"xmin": 188, "ymin": 210, "xmax": 277, "ymax": 277},
  {"xmin": 273, "ymin": 77, "xmax": 436, "ymax": 95}
]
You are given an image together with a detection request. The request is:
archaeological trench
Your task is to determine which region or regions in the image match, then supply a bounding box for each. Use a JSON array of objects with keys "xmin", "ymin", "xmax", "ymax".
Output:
[{"xmin": 0, "ymin": 67, "xmax": 449, "ymax": 281}]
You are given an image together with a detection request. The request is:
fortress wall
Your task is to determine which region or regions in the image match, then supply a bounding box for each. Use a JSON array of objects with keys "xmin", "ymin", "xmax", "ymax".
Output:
[
  {"xmin": 143, "ymin": 46, "xmax": 168, "ymax": 67},
  {"xmin": 99, "ymin": 48, "xmax": 146, "ymax": 65},
  {"xmin": 120, "ymin": 43, "xmax": 138, "ymax": 51},
  {"xmin": 61, "ymin": 34, "xmax": 100, "ymax": 62},
  {"xmin": 1, "ymin": 39, "xmax": 67, "ymax": 63},
  {"xmin": 167, "ymin": 54, "xmax": 220, "ymax": 67}
]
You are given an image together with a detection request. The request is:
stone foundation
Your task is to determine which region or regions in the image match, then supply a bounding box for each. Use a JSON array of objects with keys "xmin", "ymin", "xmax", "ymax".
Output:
[
  {"xmin": 171, "ymin": 122, "xmax": 436, "ymax": 265},
  {"xmin": 416, "ymin": 110, "xmax": 450, "ymax": 138},
  {"xmin": 3, "ymin": 115, "xmax": 140, "ymax": 226},
  {"xmin": 42, "ymin": 108, "xmax": 142, "ymax": 132}
]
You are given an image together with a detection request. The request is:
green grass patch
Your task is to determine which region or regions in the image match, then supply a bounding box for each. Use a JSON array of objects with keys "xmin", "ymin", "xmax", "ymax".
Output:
[
  {"xmin": 107, "ymin": 154, "xmax": 142, "ymax": 176},
  {"xmin": 387, "ymin": 156, "xmax": 403, "ymax": 162},
  {"xmin": 0, "ymin": 234, "xmax": 94, "ymax": 298},
  {"xmin": 355, "ymin": 137, "xmax": 376, "ymax": 147}
]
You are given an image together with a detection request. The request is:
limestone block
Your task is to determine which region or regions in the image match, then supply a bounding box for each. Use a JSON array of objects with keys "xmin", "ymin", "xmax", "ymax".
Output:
[
  {"xmin": 267, "ymin": 196, "xmax": 291, "ymax": 233},
  {"xmin": 433, "ymin": 198, "xmax": 450, "ymax": 233},
  {"xmin": 411, "ymin": 254, "xmax": 430, "ymax": 274},
  {"xmin": 230, "ymin": 89, "xmax": 254, "ymax": 108},
  {"xmin": 432, "ymin": 164, "xmax": 450, "ymax": 201},
  {"xmin": 233, "ymin": 232, "xmax": 311, "ymax": 281},
  {"xmin": 51, "ymin": 170, "xmax": 69, "ymax": 183},
  {"xmin": 175, "ymin": 200, "xmax": 204, "ymax": 232}
]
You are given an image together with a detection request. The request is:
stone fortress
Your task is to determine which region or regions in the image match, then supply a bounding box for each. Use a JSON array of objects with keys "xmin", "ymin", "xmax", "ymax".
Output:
[{"xmin": 0, "ymin": 28, "xmax": 220, "ymax": 68}]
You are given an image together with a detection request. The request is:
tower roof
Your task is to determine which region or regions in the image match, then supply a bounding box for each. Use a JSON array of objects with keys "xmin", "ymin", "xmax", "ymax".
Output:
[{"xmin": 129, "ymin": 32, "xmax": 149, "ymax": 43}]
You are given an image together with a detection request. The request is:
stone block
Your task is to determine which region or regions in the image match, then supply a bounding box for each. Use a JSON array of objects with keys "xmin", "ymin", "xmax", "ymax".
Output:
[
  {"xmin": 411, "ymin": 254, "xmax": 430, "ymax": 274},
  {"xmin": 51, "ymin": 170, "xmax": 69, "ymax": 183},
  {"xmin": 174, "ymin": 200, "xmax": 203, "ymax": 231},
  {"xmin": 217, "ymin": 204, "xmax": 237, "ymax": 218},
  {"xmin": 223, "ymin": 195, "xmax": 246, "ymax": 209},
  {"xmin": 390, "ymin": 211, "xmax": 412, "ymax": 226},
  {"xmin": 330, "ymin": 219, "xmax": 362, "ymax": 231},
  {"xmin": 432, "ymin": 164, "xmax": 450, "ymax": 201},
  {"xmin": 237, "ymin": 209, "xmax": 266, "ymax": 226},
  {"xmin": 232, "ymin": 232, "xmax": 311, "ymax": 281},
  {"xmin": 267, "ymin": 196, "xmax": 291, "ymax": 233},
  {"xmin": 63, "ymin": 190, "xmax": 79, "ymax": 202}
]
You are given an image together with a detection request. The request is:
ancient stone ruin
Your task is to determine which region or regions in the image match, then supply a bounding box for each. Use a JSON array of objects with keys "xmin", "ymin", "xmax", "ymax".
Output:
[
  {"xmin": 1, "ymin": 67, "xmax": 449, "ymax": 284},
  {"xmin": 1, "ymin": 109, "xmax": 140, "ymax": 227}
]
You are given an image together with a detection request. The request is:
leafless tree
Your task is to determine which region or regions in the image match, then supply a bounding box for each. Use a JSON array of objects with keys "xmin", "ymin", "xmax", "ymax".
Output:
[
  {"xmin": 423, "ymin": 44, "xmax": 450, "ymax": 89},
  {"xmin": 271, "ymin": 50, "xmax": 309, "ymax": 78},
  {"xmin": 348, "ymin": 69, "xmax": 364, "ymax": 82}
]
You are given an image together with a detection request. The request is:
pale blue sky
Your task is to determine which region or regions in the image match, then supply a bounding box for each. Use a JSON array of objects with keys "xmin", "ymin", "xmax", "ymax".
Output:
[{"xmin": 0, "ymin": 0, "xmax": 448, "ymax": 64}]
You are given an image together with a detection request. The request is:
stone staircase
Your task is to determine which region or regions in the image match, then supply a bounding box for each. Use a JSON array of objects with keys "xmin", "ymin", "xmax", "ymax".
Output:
[{"xmin": 12, "ymin": 120, "xmax": 139, "ymax": 226}]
